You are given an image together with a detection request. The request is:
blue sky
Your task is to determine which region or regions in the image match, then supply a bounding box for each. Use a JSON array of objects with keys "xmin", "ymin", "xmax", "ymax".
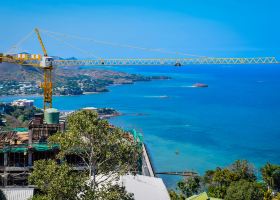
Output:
[{"xmin": 0, "ymin": 0, "xmax": 279, "ymax": 58}]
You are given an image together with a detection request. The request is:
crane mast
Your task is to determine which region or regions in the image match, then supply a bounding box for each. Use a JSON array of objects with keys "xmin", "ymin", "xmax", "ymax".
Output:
[{"xmin": 34, "ymin": 28, "xmax": 53, "ymax": 110}]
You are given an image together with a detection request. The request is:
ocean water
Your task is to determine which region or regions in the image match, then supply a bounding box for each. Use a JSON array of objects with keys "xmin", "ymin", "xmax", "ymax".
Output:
[{"xmin": 1, "ymin": 64, "xmax": 280, "ymax": 187}]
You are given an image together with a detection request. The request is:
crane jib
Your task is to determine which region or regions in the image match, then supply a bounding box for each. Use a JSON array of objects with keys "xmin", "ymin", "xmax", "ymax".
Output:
[{"xmin": 0, "ymin": 28, "xmax": 279, "ymax": 110}]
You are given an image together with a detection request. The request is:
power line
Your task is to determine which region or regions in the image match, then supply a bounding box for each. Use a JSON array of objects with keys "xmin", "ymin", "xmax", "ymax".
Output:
[
  {"xmin": 6, "ymin": 30, "xmax": 34, "ymax": 54},
  {"xmin": 44, "ymin": 31, "xmax": 101, "ymax": 59},
  {"xmin": 40, "ymin": 29, "xmax": 207, "ymax": 58}
]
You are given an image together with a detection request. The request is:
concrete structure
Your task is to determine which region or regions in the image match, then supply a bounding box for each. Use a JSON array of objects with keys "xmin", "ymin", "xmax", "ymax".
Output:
[{"xmin": 0, "ymin": 114, "xmax": 65, "ymax": 187}]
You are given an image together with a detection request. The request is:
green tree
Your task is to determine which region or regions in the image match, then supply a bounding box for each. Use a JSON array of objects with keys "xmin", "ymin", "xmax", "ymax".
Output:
[
  {"xmin": 82, "ymin": 184, "xmax": 134, "ymax": 200},
  {"xmin": 203, "ymin": 160, "xmax": 258, "ymax": 199},
  {"xmin": 263, "ymin": 189, "xmax": 273, "ymax": 200},
  {"xmin": 272, "ymin": 169, "xmax": 280, "ymax": 191},
  {"xmin": 169, "ymin": 176, "xmax": 201, "ymax": 199},
  {"xmin": 206, "ymin": 168, "xmax": 236, "ymax": 198},
  {"xmin": 0, "ymin": 189, "xmax": 6, "ymax": 200},
  {"xmin": 48, "ymin": 110, "xmax": 139, "ymax": 199},
  {"xmin": 168, "ymin": 189, "xmax": 185, "ymax": 200},
  {"xmin": 229, "ymin": 160, "xmax": 256, "ymax": 181},
  {"xmin": 274, "ymin": 193, "xmax": 280, "ymax": 200},
  {"xmin": 29, "ymin": 160, "xmax": 86, "ymax": 200},
  {"xmin": 177, "ymin": 177, "xmax": 201, "ymax": 198},
  {"xmin": 261, "ymin": 163, "xmax": 280, "ymax": 191},
  {"xmin": 224, "ymin": 179, "xmax": 264, "ymax": 200}
]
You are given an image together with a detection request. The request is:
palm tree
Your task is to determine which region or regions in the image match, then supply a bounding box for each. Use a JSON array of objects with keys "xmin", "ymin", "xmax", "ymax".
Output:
[{"xmin": 261, "ymin": 163, "xmax": 278, "ymax": 190}]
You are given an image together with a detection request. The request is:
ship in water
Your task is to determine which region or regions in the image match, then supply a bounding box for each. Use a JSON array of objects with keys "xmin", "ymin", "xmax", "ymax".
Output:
[{"xmin": 193, "ymin": 83, "xmax": 208, "ymax": 88}]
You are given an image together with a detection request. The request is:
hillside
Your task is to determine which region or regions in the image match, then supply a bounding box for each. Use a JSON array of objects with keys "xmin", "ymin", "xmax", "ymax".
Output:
[{"xmin": 0, "ymin": 63, "xmax": 169, "ymax": 96}]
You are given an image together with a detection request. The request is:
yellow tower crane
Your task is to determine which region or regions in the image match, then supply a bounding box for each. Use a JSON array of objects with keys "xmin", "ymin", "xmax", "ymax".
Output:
[
  {"xmin": 34, "ymin": 28, "xmax": 54, "ymax": 110},
  {"xmin": 0, "ymin": 28, "xmax": 54, "ymax": 110},
  {"xmin": 0, "ymin": 28, "xmax": 279, "ymax": 112}
]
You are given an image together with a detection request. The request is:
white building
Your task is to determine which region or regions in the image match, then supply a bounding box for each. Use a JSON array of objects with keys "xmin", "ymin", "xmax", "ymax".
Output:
[{"xmin": 11, "ymin": 99, "xmax": 34, "ymax": 107}]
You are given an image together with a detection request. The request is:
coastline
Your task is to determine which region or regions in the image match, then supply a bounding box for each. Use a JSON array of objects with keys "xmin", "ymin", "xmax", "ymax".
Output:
[{"xmin": 0, "ymin": 77, "xmax": 170, "ymax": 98}]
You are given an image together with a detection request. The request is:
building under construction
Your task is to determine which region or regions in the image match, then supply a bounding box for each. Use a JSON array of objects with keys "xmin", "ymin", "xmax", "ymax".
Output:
[
  {"xmin": 0, "ymin": 110, "xmax": 65, "ymax": 186},
  {"xmin": 0, "ymin": 108, "xmax": 154, "ymax": 188}
]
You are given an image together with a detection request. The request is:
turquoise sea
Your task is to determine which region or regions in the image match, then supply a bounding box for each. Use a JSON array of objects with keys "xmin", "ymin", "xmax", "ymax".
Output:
[{"xmin": 1, "ymin": 64, "xmax": 280, "ymax": 187}]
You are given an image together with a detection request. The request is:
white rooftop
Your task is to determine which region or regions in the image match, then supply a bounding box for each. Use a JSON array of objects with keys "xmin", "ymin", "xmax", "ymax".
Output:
[{"xmin": 120, "ymin": 175, "xmax": 170, "ymax": 200}]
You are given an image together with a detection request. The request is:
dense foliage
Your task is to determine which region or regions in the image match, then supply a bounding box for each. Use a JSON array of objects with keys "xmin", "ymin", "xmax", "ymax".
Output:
[
  {"xmin": 169, "ymin": 160, "xmax": 280, "ymax": 200},
  {"xmin": 168, "ymin": 176, "xmax": 201, "ymax": 199},
  {"xmin": 205, "ymin": 160, "xmax": 256, "ymax": 198},
  {"xmin": 261, "ymin": 163, "xmax": 280, "ymax": 191},
  {"xmin": 30, "ymin": 110, "xmax": 139, "ymax": 200},
  {"xmin": 224, "ymin": 179, "xmax": 264, "ymax": 200},
  {"xmin": 29, "ymin": 160, "xmax": 86, "ymax": 200},
  {"xmin": 0, "ymin": 103, "xmax": 42, "ymax": 129}
]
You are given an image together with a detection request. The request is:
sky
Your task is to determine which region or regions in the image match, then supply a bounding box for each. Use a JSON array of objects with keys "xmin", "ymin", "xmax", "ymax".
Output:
[{"xmin": 0, "ymin": 0, "xmax": 279, "ymax": 58}]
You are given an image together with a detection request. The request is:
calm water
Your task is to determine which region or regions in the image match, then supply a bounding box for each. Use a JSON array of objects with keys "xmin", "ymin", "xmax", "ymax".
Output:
[{"xmin": 1, "ymin": 64, "xmax": 280, "ymax": 187}]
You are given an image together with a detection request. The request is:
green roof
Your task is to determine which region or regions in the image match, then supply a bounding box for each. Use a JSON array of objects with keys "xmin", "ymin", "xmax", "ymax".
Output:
[
  {"xmin": 13, "ymin": 128, "xmax": 28, "ymax": 132},
  {"xmin": 0, "ymin": 143, "xmax": 59, "ymax": 153},
  {"xmin": 187, "ymin": 192, "xmax": 222, "ymax": 200}
]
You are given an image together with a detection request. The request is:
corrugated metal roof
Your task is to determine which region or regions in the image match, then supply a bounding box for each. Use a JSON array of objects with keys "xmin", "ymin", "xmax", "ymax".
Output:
[{"xmin": 1, "ymin": 188, "xmax": 34, "ymax": 200}]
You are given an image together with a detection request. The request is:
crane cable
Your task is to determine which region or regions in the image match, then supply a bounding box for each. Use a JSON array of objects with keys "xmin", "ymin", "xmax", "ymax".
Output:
[
  {"xmin": 43, "ymin": 31, "xmax": 102, "ymax": 59},
  {"xmin": 40, "ymin": 29, "xmax": 207, "ymax": 58},
  {"xmin": 6, "ymin": 30, "xmax": 34, "ymax": 54}
]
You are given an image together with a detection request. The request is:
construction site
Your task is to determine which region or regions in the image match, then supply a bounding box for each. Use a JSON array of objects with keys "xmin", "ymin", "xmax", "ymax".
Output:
[
  {"xmin": 1, "ymin": 25, "xmax": 279, "ymax": 199},
  {"xmin": 0, "ymin": 107, "xmax": 156, "ymax": 183}
]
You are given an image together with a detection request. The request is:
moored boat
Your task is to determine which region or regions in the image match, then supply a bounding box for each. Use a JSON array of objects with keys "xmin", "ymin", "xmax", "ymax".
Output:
[{"xmin": 193, "ymin": 83, "xmax": 208, "ymax": 87}]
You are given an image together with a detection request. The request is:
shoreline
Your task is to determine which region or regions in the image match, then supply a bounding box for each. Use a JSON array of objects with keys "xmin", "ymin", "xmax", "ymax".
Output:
[
  {"xmin": 0, "ymin": 74, "xmax": 170, "ymax": 98},
  {"xmin": 0, "ymin": 77, "xmax": 170, "ymax": 99}
]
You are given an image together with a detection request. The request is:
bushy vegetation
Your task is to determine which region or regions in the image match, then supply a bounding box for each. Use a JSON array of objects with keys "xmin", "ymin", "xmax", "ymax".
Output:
[
  {"xmin": 0, "ymin": 103, "xmax": 42, "ymax": 129},
  {"xmin": 29, "ymin": 110, "xmax": 140, "ymax": 200},
  {"xmin": 169, "ymin": 160, "xmax": 280, "ymax": 200}
]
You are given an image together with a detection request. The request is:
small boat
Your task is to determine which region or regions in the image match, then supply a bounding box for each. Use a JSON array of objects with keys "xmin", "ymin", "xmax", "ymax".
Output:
[{"xmin": 193, "ymin": 83, "xmax": 208, "ymax": 88}]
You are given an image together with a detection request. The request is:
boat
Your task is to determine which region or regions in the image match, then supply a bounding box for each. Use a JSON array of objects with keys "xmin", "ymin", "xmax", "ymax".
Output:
[{"xmin": 193, "ymin": 83, "xmax": 208, "ymax": 88}]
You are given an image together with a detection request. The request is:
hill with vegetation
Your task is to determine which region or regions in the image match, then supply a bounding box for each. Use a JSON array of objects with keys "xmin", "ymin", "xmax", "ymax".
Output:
[{"xmin": 0, "ymin": 63, "xmax": 169, "ymax": 96}]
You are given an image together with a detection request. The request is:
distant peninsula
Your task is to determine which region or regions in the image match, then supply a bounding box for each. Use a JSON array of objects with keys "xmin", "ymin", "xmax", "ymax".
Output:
[{"xmin": 0, "ymin": 63, "xmax": 170, "ymax": 96}]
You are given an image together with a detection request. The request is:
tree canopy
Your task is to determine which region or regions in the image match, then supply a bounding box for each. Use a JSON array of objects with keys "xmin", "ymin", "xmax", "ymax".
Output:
[
  {"xmin": 261, "ymin": 163, "xmax": 280, "ymax": 191},
  {"xmin": 29, "ymin": 160, "xmax": 86, "ymax": 200},
  {"xmin": 169, "ymin": 176, "xmax": 201, "ymax": 199},
  {"xmin": 224, "ymin": 179, "xmax": 264, "ymax": 200},
  {"xmin": 170, "ymin": 160, "xmax": 280, "ymax": 200},
  {"xmin": 30, "ymin": 110, "xmax": 140, "ymax": 200}
]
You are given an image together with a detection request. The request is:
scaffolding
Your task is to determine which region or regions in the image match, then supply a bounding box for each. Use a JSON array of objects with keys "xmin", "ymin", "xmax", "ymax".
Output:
[{"xmin": 0, "ymin": 114, "xmax": 65, "ymax": 186}]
